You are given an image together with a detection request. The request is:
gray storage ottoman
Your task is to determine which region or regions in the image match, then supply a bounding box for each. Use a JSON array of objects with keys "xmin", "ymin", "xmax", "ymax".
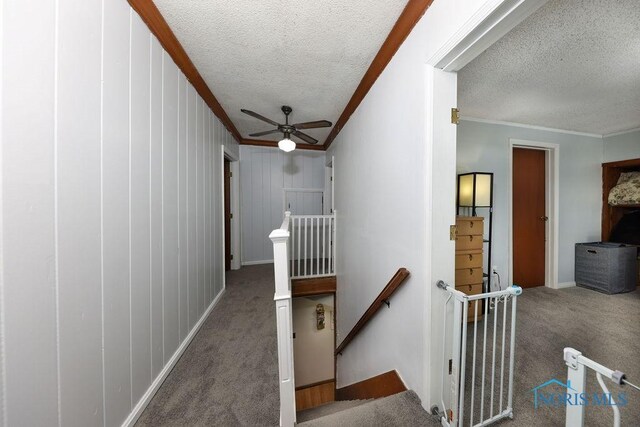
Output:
[{"xmin": 575, "ymin": 242, "xmax": 637, "ymax": 294}]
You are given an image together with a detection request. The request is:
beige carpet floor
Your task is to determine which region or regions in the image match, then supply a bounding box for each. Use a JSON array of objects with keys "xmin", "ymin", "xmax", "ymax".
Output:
[
  {"xmin": 482, "ymin": 285, "xmax": 640, "ymax": 426},
  {"xmin": 136, "ymin": 266, "xmax": 640, "ymax": 426},
  {"xmin": 299, "ymin": 391, "xmax": 437, "ymax": 426},
  {"xmin": 136, "ymin": 264, "xmax": 280, "ymax": 426}
]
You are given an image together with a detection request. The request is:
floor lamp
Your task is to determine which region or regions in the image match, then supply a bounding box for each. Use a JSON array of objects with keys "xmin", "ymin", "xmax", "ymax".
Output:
[{"xmin": 457, "ymin": 172, "xmax": 494, "ymax": 293}]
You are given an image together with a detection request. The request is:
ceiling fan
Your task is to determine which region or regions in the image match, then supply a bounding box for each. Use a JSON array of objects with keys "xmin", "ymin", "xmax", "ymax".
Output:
[{"xmin": 241, "ymin": 105, "xmax": 332, "ymax": 152}]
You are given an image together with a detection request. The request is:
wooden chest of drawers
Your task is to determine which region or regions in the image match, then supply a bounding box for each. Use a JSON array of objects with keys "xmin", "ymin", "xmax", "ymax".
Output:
[{"xmin": 455, "ymin": 216, "xmax": 484, "ymax": 322}]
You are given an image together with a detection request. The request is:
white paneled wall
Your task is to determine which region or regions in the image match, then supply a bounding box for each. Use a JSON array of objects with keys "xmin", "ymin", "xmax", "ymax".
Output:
[
  {"xmin": 239, "ymin": 145, "xmax": 326, "ymax": 264},
  {"xmin": 0, "ymin": 1, "xmax": 238, "ymax": 426}
]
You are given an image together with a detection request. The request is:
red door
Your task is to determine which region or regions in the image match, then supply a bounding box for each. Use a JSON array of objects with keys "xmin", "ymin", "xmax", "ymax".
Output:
[{"xmin": 513, "ymin": 148, "xmax": 546, "ymax": 288}]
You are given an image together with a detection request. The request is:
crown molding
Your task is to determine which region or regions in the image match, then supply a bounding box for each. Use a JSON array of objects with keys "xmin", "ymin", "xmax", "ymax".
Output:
[
  {"xmin": 128, "ymin": 0, "xmax": 242, "ymax": 142},
  {"xmin": 240, "ymin": 139, "xmax": 326, "ymax": 151},
  {"xmin": 461, "ymin": 116, "xmax": 603, "ymax": 139},
  {"xmin": 323, "ymin": 0, "xmax": 435, "ymax": 149},
  {"xmin": 603, "ymin": 127, "xmax": 640, "ymax": 138}
]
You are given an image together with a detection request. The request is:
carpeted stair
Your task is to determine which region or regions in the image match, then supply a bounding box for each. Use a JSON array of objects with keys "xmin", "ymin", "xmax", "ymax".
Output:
[
  {"xmin": 297, "ymin": 390, "xmax": 439, "ymax": 426},
  {"xmin": 297, "ymin": 399, "xmax": 373, "ymax": 423}
]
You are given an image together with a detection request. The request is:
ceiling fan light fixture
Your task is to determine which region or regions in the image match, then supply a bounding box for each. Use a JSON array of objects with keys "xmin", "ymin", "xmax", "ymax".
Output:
[
  {"xmin": 278, "ymin": 137, "xmax": 296, "ymax": 152},
  {"xmin": 241, "ymin": 106, "xmax": 332, "ymax": 148}
]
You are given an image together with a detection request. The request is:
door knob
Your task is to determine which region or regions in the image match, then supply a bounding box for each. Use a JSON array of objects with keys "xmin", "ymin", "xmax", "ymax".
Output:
[{"xmin": 539, "ymin": 216, "xmax": 549, "ymax": 221}]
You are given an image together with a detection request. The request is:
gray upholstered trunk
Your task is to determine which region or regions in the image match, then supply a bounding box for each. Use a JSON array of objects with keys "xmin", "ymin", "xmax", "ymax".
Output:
[{"xmin": 575, "ymin": 242, "xmax": 637, "ymax": 294}]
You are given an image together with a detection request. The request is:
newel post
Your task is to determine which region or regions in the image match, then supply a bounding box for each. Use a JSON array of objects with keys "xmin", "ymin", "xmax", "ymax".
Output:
[{"xmin": 269, "ymin": 213, "xmax": 296, "ymax": 427}]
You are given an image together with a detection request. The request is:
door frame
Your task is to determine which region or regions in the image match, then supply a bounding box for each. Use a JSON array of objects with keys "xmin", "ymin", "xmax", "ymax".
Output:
[
  {"xmin": 424, "ymin": 0, "xmax": 549, "ymax": 409},
  {"xmin": 324, "ymin": 156, "xmax": 334, "ymax": 215},
  {"xmin": 222, "ymin": 145, "xmax": 241, "ymax": 272},
  {"xmin": 508, "ymin": 139, "xmax": 559, "ymax": 289},
  {"xmin": 224, "ymin": 158, "xmax": 232, "ymax": 271}
]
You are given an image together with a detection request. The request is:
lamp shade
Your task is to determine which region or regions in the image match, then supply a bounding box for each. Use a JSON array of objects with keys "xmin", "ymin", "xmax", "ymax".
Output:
[
  {"xmin": 278, "ymin": 138, "xmax": 296, "ymax": 152},
  {"xmin": 458, "ymin": 172, "xmax": 493, "ymax": 208}
]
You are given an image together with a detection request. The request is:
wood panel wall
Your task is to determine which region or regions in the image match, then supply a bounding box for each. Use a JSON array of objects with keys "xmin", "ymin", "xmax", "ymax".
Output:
[
  {"xmin": 0, "ymin": 2, "xmax": 237, "ymax": 425},
  {"xmin": 239, "ymin": 145, "xmax": 326, "ymax": 264}
]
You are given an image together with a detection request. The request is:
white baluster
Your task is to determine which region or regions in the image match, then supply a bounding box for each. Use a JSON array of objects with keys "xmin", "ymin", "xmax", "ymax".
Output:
[
  {"xmin": 322, "ymin": 217, "xmax": 326, "ymax": 275},
  {"xmin": 297, "ymin": 217, "xmax": 301, "ymax": 277}
]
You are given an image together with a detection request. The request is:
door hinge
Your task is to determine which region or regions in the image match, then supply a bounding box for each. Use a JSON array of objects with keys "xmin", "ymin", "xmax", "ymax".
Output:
[
  {"xmin": 450, "ymin": 225, "xmax": 458, "ymax": 241},
  {"xmin": 229, "ymin": 171, "xmax": 232, "ymax": 178},
  {"xmin": 330, "ymin": 176, "xmax": 333, "ymax": 181},
  {"xmin": 451, "ymin": 108, "xmax": 460, "ymax": 125},
  {"xmin": 230, "ymin": 213, "xmax": 233, "ymax": 219},
  {"xmin": 230, "ymin": 254, "xmax": 234, "ymax": 260}
]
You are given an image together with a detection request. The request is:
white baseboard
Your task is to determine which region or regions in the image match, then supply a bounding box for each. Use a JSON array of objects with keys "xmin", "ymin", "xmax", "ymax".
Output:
[
  {"xmin": 241, "ymin": 259, "xmax": 273, "ymax": 266},
  {"xmin": 122, "ymin": 288, "xmax": 226, "ymax": 427},
  {"xmin": 556, "ymin": 281, "xmax": 576, "ymax": 289}
]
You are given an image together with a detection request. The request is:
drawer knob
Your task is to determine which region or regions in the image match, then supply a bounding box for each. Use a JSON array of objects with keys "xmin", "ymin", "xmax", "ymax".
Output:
[
  {"xmin": 469, "ymin": 221, "xmax": 474, "ymax": 228},
  {"xmin": 468, "ymin": 254, "xmax": 473, "ymax": 261},
  {"xmin": 469, "ymin": 269, "xmax": 473, "ymax": 275}
]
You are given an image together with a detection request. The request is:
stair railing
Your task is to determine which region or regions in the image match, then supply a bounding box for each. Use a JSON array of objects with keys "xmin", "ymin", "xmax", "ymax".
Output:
[
  {"xmin": 289, "ymin": 212, "xmax": 336, "ymax": 279},
  {"xmin": 335, "ymin": 268, "xmax": 411, "ymax": 356},
  {"xmin": 270, "ymin": 211, "xmax": 296, "ymax": 426}
]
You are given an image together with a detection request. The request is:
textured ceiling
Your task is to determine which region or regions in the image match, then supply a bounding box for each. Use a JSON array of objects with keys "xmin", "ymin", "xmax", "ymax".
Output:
[
  {"xmin": 458, "ymin": 0, "xmax": 640, "ymax": 135},
  {"xmin": 154, "ymin": 0, "xmax": 408, "ymax": 144}
]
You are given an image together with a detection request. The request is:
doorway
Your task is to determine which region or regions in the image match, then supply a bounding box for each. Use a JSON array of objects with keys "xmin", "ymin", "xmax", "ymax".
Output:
[
  {"xmin": 224, "ymin": 158, "xmax": 231, "ymax": 271},
  {"xmin": 509, "ymin": 140, "xmax": 559, "ymax": 289},
  {"xmin": 292, "ymin": 294, "xmax": 335, "ymax": 410},
  {"xmin": 512, "ymin": 147, "xmax": 546, "ymax": 287}
]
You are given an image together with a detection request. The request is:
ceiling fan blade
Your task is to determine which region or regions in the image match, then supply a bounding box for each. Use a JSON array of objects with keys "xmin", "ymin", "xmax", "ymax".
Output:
[
  {"xmin": 249, "ymin": 129, "xmax": 281, "ymax": 137},
  {"xmin": 293, "ymin": 131, "xmax": 318, "ymax": 145},
  {"xmin": 241, "ymin": 109, "xmax": 280, "ymax": 127},
  {"xmin": 292, "ymin": 120, "xmax": 332, "ymax": 130}
]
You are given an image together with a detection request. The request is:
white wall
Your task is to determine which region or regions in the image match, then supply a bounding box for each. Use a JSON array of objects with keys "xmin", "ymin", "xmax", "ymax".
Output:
[
  {"xmin": 603, "ymin": 129, "xmax": 640, "ymax": 162},
  {"xmin": 292, "ymin": 295, "xmax": 334, "ymax": 387},
  {"xmin": 325, "ymin": 0, "xmax": 495, "ymax": 405},
  {"xmin": 239, "ymin": 145, "xmax": 325, "ymax": 264},
  {"xmin": 0, "ymin": 2, "xmax": 238, "ymax": 426},
  {"xmin": 457, "ymin": 120, "xmax": 603, "ymax": 285}
]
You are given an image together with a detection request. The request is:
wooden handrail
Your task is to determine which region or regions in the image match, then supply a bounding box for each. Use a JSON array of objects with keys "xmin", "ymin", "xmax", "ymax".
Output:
[{"xmin": 335, "ymin": 268, "xmax": 410, "ymax": 356}]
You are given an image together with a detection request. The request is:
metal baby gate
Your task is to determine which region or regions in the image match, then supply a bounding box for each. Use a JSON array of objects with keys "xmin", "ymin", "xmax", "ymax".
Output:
[
  {"xmin": 564, "ymin": 347, "xmax": 640, "ymax": 427},
  {"xmin": 435, "ymin": 280, "xmax": 522, "ymax": 427}
]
